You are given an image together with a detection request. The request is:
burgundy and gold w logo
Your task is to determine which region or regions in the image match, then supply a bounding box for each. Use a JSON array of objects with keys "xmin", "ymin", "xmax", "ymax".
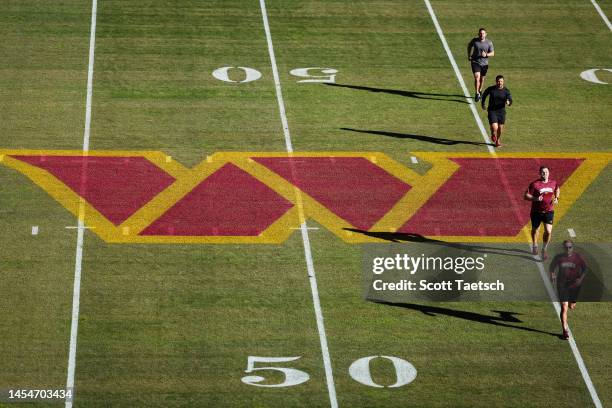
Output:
[{"xmin": 1, "ymin": 150, "xmax": 609, "ymax": 244}]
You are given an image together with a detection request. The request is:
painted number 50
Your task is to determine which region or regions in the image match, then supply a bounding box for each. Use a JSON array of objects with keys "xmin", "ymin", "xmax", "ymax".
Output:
[
  {"xmin": 212, "ymin": 66, "xmax": 338, "ymax": 83},
  {"xmin": 241, "ymin": 355, "xmax": 417, "ymax": 388},
  {"xmin": 241, "ymin": 356, "xmax": 310, "ymax": 388}
]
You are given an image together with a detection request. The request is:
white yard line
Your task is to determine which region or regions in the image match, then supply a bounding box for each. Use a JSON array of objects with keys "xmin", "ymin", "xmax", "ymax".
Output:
[
  {"xmin": 568, "ymin": 228, "xmax": 577, "ymax": 238},
  {"xmin": 424, "ymin": 1, "xmax": 602, "ymax": 407},
  {"xmin": 259, "ymin": 1, "xmax": 338, "ymax": 407},
  {"xmin": 65, "ymin": 1, "xmax": 97, "ymax": 407},
  {"xmin": 590, "ymin": 0, "xmax": 612, "ymax": 31}
]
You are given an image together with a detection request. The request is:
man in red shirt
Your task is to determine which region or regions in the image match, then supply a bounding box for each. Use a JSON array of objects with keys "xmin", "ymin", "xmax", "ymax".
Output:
[
  {"xmin": 549, "ymin": 240, "xmax": 587, "ymax": 339},
  {"xmin": 524, "ymin": 166, "xmax": 560, "ymax": 260}
]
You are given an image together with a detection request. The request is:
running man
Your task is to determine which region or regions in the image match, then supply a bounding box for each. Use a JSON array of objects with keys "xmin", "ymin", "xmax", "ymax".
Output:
[
  {"xmin": 467, "ymin": 28, "xmax": 494, "ymax": 101},
  {"xmin": 524, "ymin": 165, "xmax": 560, "ymax": 260},
  {"xmin": 481, "ymin": 75, "xmax": 512, "ymax": 147},
  {"xmin": 549, "ymin": 240, "xmax": 587, "ymax": 340}
]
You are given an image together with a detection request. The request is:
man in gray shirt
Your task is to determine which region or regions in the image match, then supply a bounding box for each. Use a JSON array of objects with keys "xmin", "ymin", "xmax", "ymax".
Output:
[{"xmin": 467, "ymin": 28, "xmax": 495, "ymax": 102}]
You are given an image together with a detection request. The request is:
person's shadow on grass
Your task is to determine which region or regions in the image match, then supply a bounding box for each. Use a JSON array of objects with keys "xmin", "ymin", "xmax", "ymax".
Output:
[
  {"xmin": 372, "ymin": 301, "xmax": 562, "ymax": 338},
  {"xmin": 345, "ymin": 228, "xmax": 536, "ymax": 262},
  {"xmin": 326, "ymin": 83, "xmax": 469, "ymax": 104},
  {"xmin": 341, "ymin": 127, "xmax": 493, "ymax": 147}
]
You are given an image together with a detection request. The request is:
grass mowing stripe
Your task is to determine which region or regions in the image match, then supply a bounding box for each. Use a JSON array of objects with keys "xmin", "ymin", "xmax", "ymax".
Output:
[
  {"xmin": 65, "ymin": 1, "xmax": 97, "ymax": 407},
  {"xmin": 590, "ymin": 0, "xmax": 612, "ymax": 31},
  {"xmin": 424, "ymin": 1, "xmax": 602, "ymax": 406},
  {"xmin": 259, "ymin": 1, "xmax": 338, "ymax": 407}
]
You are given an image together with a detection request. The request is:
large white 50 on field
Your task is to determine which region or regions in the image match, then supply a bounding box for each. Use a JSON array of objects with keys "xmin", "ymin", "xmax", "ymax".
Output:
[
  {"xmin": 212, "ymin": 66, "xmax": 338, "ymax": 83},
  {"xmin": 241, "ymin": 355, "xmax": 417, "ymax": 388}
]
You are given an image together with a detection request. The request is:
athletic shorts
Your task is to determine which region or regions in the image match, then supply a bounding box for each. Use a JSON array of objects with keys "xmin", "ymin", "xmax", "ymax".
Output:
[
  {"xmin": 471, "ymin": 62, "xmax": 489, "ymax": 76},
  {"xmin": 557, "ymin": 283, "xmax": 581, "ymax": 303},
  {"xmin": 530, "ymin": 211, "xmax": 554, "ymax": 229},
  {"xmin": 487, "ymin": 109, "xmax": 506, "ymax": 125}
]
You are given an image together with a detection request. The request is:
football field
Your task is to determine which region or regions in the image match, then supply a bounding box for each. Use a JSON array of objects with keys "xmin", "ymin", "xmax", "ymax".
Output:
[{"xmin": 1, "ymin": 1, "xmax": 611, "ymax": 406}]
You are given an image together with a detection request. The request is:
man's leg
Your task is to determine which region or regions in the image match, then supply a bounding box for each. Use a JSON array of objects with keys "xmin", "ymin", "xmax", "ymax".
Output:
[
  {"xmin": 473, "ymin": 72, "xmax": 481, "ymax": 100},
  {"xmin": 560, "ymin": 301, "xmax": 570, "ymax": 338},
  {"xmin": 531, "ymin": 224, "xmax": 540, "ymax": 254},
  {"xmin": 542, "ymin": 222, "xmax": 553, "ymax": 259},
  {"xmin": 496, "ymin": 124, "xmax": 504, "ymax": 146},
  {"xmin": 490, "ymin": 122, "xmax": 499, "ymax": 145},
  {"xmin": 569, "ymin": 302, "xmax": 577, "ymax": 310},
  {"xmin": 479, "ymin": 75, "xmax": 486, "ymax": 94}
]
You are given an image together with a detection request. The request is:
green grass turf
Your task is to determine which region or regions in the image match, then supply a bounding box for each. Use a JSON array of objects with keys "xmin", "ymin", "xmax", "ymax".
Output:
[
  {"xmin": 0, "ymin": 1, "xmax": 92, "ymax": 406},
  {"xmin": 0, "ymin": 0, "xmax": 610, "ymax": 407}
]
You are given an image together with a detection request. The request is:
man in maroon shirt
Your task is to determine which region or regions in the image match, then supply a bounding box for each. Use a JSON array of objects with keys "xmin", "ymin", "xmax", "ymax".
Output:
[
  {"xmin": 524, "ymin": 166, "xmax": 560, "ymax": 260},
  {"xmin": 549, "ymin": 240, "xmax": 587, "ymax": 339}
]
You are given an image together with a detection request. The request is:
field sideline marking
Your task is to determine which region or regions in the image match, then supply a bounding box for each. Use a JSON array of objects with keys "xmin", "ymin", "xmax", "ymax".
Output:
[
  {"xmin": 65, "ymin": 0, "xmax": 97, "ymax": 407},
  {"xmin": 424, "ymin": 1, "xmax": 602, "ymax": 407},
  {"xmin": 259, "ymin": 1, "xmax": 338, "ymax": 407},
  {"xmin": 590, "ymin": 0, "xmax": 612, "ymax": 31}
]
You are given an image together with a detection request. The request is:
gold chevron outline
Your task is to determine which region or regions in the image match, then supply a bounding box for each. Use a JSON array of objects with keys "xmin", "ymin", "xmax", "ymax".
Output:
[{"xmin": 0, "ymin": 150, "xmax": 609, "ymax": 244}]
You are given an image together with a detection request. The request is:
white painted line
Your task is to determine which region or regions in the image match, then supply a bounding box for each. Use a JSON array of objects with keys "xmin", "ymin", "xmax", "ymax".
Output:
[
  {"xmin": 410, "ymin": 156, "xmax": 419, "ymax": 164},
  {"xmin": 423, "ymin": 2, "xmax": 601, "ymax": 405},
  {"xmin": 568, "ymin": 228, "xmax": 577, "ymax": 238},
  {"xmin": 290, "ymin": 227, "xmax": 320, "ymax": 230},
  {"xmin": 591, "ymin": 0, "xmax": 612, "ymax": 31},
  {"xmin": 31, "ymin": 226, "xmax": 39, "ymax": 235},
  {"xmin": 423, "ymin": 0, "xmax": 495, "ymax": 154},
  {"xmin": 259, "ymin": 0, "xmax": 293, "ymax": 153},
  {"xmin": 66, "ymin": 1, "xmax": 97, "ymax": 407},
  {"xmin": 259, "ymin": 1, "xmax": 337, "ymax": 406}
]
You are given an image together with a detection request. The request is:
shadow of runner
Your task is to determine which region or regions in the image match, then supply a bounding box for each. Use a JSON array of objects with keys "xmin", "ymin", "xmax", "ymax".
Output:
[
  {"xmin": 341, "ymin": 127, "xmax": 493, "ymax": 146},
  {"xmin": 372, "ymin": 301, "xmax": 561, "ymax": 338},
  {"xmin": 345, "ymin": 228, "xmax": 536, "ymax": 262},
  {"xmin": 326, "ymin": 83, "xmax": 469, "ymax": 104}
]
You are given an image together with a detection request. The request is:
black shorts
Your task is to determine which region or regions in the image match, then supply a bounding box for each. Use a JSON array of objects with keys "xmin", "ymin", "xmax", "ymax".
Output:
[
  {"xmin": 471, "ymin": 62, "xmax": 489, "ymax": 76},
  {"xmin": 487, "ymin": 109, "xmax": 506, "ymax": 125},
  {"xmin": 558, "ymin": 282, "xmax": 581, "ymax": 303},
  {"xmin": 530, "ymin": 211, "xmax": 554, "ymax": 229}
]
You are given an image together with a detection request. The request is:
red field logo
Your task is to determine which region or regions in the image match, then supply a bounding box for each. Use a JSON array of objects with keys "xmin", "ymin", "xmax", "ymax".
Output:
[{"xmin": 0, "ymin": 150, "xmax": 609, "ymax": 244}]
